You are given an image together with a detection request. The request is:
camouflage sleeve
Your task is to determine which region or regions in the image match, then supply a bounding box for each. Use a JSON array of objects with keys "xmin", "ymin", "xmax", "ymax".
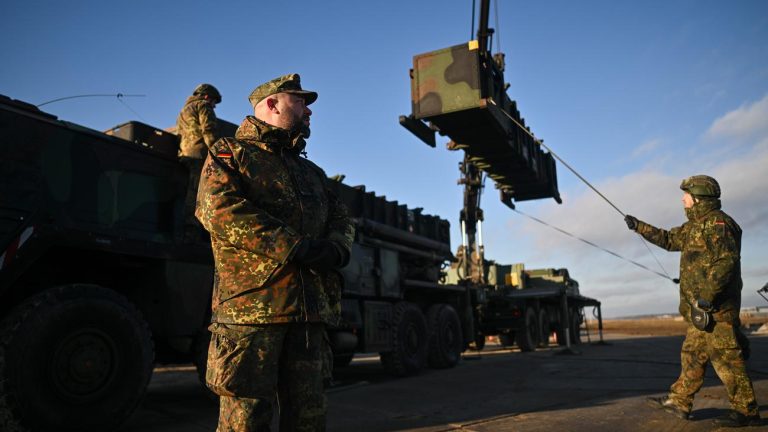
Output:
[
  {"xmin": 195, "ymin": 140, "xmax": 303, "ymax": 263},
  {"xmin": 198, "ymin": 103, "xmax": 219, "ymax": 148},
  {"xmin": 324, "ymin": 186, "xmax": 354, "ymax": 264},
  {"xmin": 635, "ymin": 220, "xmax": 684, "ymax": 252},
  {"xmin": 700, "ymin": 219, "xmax": 740, "ymax": 301}
]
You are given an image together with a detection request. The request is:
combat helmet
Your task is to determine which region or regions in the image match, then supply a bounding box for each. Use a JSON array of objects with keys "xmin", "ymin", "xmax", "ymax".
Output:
[
  {"xmin": 680, "ymin": 175, "xmax": 720, "ymax": 198},
  {"xmin": 193, "ymin": 83, "xmax": 222, "ymax": 104}
]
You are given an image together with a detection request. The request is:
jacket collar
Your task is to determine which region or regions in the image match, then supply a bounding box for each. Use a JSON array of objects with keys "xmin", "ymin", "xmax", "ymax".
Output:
[
  {"xmin": 185, "ymin": 94, "xmax": 210, "ymax": 106},
  {"xmin": 235, "ymin": 116, "xmax": 306, "ymax": 154},
  {"xmin": 685, "ymin": 197, "xmax": 721, "ymax": 221}
]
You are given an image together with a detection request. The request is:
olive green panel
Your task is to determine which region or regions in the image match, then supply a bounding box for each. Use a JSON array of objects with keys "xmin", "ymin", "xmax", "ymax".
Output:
[
  {"xmin": 96, "ymin": 170, "xmax": 176, "ymax": 227},
  {"xmin": 412, "ymin": 42, "xmax": 481, "ymax": 118},
  {"xmin": 40, "ymin": 130, "xmax": 74, "ymax": 202}
]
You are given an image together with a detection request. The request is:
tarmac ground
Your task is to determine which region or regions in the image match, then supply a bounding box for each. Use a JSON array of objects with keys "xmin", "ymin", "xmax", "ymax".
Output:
[{"xmin": 118, "ymin": 331, "xmax": 768, "ymax": 432}]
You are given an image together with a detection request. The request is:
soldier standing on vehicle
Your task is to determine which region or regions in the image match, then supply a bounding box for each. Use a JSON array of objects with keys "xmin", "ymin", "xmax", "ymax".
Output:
[
  {"xmin": 195, "ymin": 73, "xmax": 353, "ymax": 431},
  {"xmin": 624, "ymin": 175, "xmax": 760, "ymax": 428},
  {"xmin": 176, "ymin": 83, "xmax": 222, "ymax": 241}
]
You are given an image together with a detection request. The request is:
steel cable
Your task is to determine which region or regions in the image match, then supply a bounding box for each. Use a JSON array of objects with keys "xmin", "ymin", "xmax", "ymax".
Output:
[
  {"xmin": 486, "ymin": 98, "xmax": 674, "ymax": 282},
  {"xmin": 512, "ymin": 207, "xmax": 674, "ymax": 282}
]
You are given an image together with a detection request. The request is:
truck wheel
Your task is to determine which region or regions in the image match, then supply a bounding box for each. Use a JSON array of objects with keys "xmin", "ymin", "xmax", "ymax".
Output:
[
  {"xmin": 380, "ymin": 302, "xmax": 427, "ymax": 376},
  {"xmin": 538, "ymin": 309, "xmax": 550, "ymax": 347},
  {"xmin": 570, "ymin": 308, "xmax": 583, "ymax": 345},
  {"xmin": 516, "ymin": 307, "xmax": 539, "ymax": 352},
  {"xmin": 333, "ymin": 353, "xmax": 354, "ymax": 369},
  {"xmin": 426, "ymin": 304, "xmax": 463, "ymax": 369},
  {"xmin": 0, "ymin": 284, "xmax": 154, "ymax": 432},
  {"xmin": 498, "ymin": 332, "xmax": 515, "ymax": 347}
]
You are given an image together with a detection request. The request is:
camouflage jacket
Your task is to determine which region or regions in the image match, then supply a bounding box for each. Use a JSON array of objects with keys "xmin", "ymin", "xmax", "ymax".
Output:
[
  {"xmin": 195, "ymin": 116, "xmax": 354, "ymax": 325},
  {"xmin": 176, "ymin": 95, "xmax": 218, "ymax": 159},
  {"xmin": 635, "ymin": 198, "xmax": 742, "ymax": 323}
]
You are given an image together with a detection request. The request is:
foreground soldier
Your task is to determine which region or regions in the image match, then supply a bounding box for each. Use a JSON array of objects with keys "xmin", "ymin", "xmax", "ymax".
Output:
[
  {"xmin": 196, "ymin": 74, "xmax": 353, "ymax": 431},
  {"xmin": 625, "ymin": 175, "xmax": 760, "ymax": 427},
  {"xmin": 177, "ymin": 83, "xmax": 222, "ymax": 241}
]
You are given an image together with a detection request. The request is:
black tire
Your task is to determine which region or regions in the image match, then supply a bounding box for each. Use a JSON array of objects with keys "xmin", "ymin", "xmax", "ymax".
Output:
[
  {"xmin": 538, "ymin": 308, "xmax": 550, "ymax": 348},
  {"xmin": 516, "ymin": 307, "xmax": 539, "ymax": 352},
  {"xmin": 333, "ymin": 353, "xmax": 355, "ymax": 369},
  {"xmin": 426, "ymin": 304, "xmax": 463, "ymax": 369},
  {"xmin": 0, "ymin": 284, "xmax": 154, "ymax": 432},
  {"xmin": 380, "ymin": 302, "xmax": 428, "ymax": 376},
  {"xmin": 498, "ymin": 332, "xmax": 515, "ymax": 347},
  {"xmin": 555, "ymin": 324, "xmax": 568, "ymax": 346},
  {"xmin": 570, "ymin": 308, "xmax": 583, "ymax": 345}
]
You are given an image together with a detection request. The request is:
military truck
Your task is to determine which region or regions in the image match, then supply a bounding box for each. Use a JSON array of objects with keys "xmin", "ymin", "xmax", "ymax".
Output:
[
  {"xmin": 0, "ymin": 95, "xmax": 216, "ymax": 431},
  {"xmin": 473, "ymin": 264, "xmax": 596, "ymax": 351},
  {"xmin": 399, "ymin": 0, "xmax": 603, "ymax": 354},
  {"xmin": 324, "ymin": 181, "xmax": 475, "ymax": 375},
  {"xmin": 0, "ymin": 93, "xmax": 485, "ymax": 430}
]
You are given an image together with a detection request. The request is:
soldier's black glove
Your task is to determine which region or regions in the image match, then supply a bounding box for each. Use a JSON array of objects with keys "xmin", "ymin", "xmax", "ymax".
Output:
[
  {"xmin": 293, "ymin": 239, "xmax": 344, "ymax": 270},
  {"xmin": 624, "ymin": 215, "xmax": 638, "ymax": 231}
]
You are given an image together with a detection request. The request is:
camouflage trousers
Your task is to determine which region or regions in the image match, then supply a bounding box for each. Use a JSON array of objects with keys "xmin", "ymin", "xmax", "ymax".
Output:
[
  {"xmin": 206, "ymin": 322, "xmax": 327, "ymax": 432},
  {"xmin": 666, "ymin": 322, "xmax": 758, "ymax": 416}
]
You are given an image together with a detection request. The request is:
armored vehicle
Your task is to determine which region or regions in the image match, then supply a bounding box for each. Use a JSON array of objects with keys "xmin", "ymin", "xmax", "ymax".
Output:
[
  {"xmin": 0, "ymin": 94, "xmax": 482, "ymax": 430},
  {"xmin": 0, "ymin": 95, "xmax": 216, "ymax": 431}
]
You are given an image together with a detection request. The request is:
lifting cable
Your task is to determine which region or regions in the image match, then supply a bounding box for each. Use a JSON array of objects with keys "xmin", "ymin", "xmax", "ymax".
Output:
[
  {"xmin": 486, "ymin": 98, "xmax": 675, "ymax": 283},
  {"xmin": 512, "ymin": 207, "xmax": 675, "ymax": 282},
  {"xmin": 493, "ymin": 0, "xmax": 501, "ymax": 54}
]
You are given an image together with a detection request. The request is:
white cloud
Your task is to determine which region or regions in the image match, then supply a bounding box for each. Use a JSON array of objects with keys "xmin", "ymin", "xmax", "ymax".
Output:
[
  {"xmin": 510, "ymin": 138, "xmax": 768, "ymax": 318},
  {"xmin": 706, "ymin": 93, "xmax": 768, "ymax": 139},
  {"xmin": 631, "ymin": 138, "xmax": 662, "ymax": 158}
]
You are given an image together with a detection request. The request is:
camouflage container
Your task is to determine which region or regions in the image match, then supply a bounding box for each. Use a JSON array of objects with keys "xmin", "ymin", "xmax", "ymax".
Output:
[{"xmin": 407, "ymin": 41, "xmax": 561, "ymax": 204}]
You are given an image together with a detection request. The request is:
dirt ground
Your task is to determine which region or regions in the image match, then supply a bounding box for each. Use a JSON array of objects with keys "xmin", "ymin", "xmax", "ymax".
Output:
[
  {"xmin": 117, "ymin": 316, "xmax": 768, "ymax": 432},
  {"xmin": 591, "ymin": 312, "xmax": 768, "ymax": 336}
]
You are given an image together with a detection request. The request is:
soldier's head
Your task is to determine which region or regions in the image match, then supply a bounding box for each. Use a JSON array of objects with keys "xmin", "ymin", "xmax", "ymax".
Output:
[
  {"xmin": 193, "ymin": 83, "xmax": 222, "ymax": 107},
  {"xmin": 249, "ymin": 74, "xmax": 317, "ymax": 135},
  {"xmin": 680, "ymin": 175, "xmax": 720, "ymax": 208}
]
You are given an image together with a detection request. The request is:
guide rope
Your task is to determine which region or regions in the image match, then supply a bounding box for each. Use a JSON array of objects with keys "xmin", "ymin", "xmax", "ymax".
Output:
[
  {"xmin": 512, "ymin": 207, "xmax": 674, "ymax": 282},
  {"xmin": 486, "ymin": 98, "xmax": 674, "ymax": 282}
]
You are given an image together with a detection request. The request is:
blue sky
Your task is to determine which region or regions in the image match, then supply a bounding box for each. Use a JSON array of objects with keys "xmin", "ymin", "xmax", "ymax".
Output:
[{"xmin": 3, "ymin": 0, "xmax": 767, "ymax": 317}]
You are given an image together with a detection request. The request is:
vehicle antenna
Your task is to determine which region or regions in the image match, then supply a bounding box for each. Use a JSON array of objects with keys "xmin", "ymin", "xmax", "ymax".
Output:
[
  {"xmin": 116, "ymin": 96, "xmax": 148, "ymax": 122},
  {"xmin": 487, "ymin": 98, "xmax": 673, "ymax": 282},
  {"xmin": 37, "ymin": 93, "xmax": 145, "ymax": 107}
]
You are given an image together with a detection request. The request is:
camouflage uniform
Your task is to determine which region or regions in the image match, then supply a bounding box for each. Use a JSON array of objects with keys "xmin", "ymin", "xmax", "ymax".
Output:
[
  {"xmin": 196, "ymin": 76, "xmax": 353, "ymax": 431},
  {"xmin": 177, "ymin": 87, "xmax": 220, "ymax": 160},
  {"xmin": 631, "ymin": 184, "xmax": 758, "ymax": 417},
  {"xmin": 177, "ymin": 85, "xmax": 221, "ymax": 240}
]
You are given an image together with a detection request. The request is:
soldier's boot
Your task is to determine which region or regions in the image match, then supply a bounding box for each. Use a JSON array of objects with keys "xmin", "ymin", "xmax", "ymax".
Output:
[
  {"xmin": 712, "ymin": 411, "xmax": 761, "ymax": 428},
  {"xmin": 645, "ymin": 396, "xmax": 691, "ymax": 420}
]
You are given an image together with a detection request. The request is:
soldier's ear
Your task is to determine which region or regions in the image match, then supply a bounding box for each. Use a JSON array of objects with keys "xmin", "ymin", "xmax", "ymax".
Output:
[{"xmin": 266, "ymin": 97, "xmax": 277, "ymax": 111}]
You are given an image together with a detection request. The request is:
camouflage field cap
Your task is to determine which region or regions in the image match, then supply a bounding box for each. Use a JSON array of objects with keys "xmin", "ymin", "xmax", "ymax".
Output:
[
  {"xmin": 193, "ymin": 83, "xmax": 222, "ymax": 103},
  {"xmin": 248, "ymin": 73, "xmax": 318, "ymax": 108},
  {"xmin": 680, "ymin": 175, "xmax": 721, "ymax": 198}
]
